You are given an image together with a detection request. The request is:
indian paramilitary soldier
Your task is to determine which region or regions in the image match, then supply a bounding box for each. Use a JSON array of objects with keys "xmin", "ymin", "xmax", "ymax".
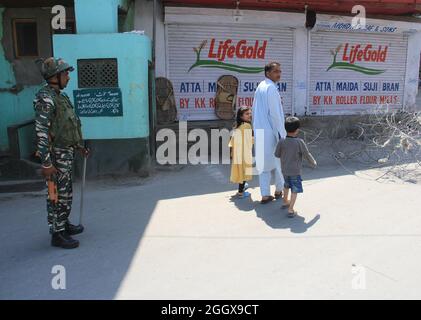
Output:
[{"xmin": 34, "ymin": 57, "xmax": 89, "ymax": 249}]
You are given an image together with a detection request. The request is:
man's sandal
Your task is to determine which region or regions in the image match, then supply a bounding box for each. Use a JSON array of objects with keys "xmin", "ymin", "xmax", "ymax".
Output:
[
  {"xmin": 287, "ymin": 210, "xmax": 297, "ymax": 218},
  {"xmin": 260, "ymin": 196, "xmax": 275, "ymax": 204},
  {"xmin": 274, "ymin": 192, "xmax": 282, "ymax": 199}
]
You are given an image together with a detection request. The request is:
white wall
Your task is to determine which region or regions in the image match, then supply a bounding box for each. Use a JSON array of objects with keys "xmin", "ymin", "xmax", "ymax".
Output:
[
  {"xmin": 134, "ymin": 0, "xmax": 166, "ymax": 76},
  {"xmin": 404, "ymin": 32, "xmax": 421, "ymax": 110},
  {"xmin": 293, "ymin": 28, "xmax": 309, "ymax": 115},
  {"xmin": 135, "ymin": 4, "xmax": 421, "ymax": 115}
]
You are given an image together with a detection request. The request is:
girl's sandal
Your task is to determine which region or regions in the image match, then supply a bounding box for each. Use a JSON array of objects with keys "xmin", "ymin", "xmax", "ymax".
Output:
[
  {"xmin": 287, "ymin": 210, "xmax": 297, "ymax": 218},
  {"xmin": 238, "ymin": 191, "xmax": 251, "ymax": 199}
]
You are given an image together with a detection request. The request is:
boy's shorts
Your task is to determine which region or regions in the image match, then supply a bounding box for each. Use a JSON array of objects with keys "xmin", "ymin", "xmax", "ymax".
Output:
[{"xmin": 284, "ymin": 175, "xmax": 303, "ymax": 193}]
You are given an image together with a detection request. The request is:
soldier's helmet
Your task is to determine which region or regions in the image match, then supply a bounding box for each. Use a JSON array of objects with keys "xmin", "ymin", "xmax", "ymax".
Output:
[{"xmin": 36, "ymin": 57, "xmax": 74, "ymax": 80}]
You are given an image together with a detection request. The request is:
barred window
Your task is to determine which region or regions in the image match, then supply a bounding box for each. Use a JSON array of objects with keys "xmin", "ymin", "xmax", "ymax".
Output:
[{"xmin": 77, "ymin": 58, "xmax": 118, "ymax": 88}]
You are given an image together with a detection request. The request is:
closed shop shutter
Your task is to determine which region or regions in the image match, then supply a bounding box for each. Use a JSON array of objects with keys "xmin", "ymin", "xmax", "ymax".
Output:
[
  {"xmin": 309, "ymin": 31, "xmax": 408, "ymax": 115},
  {"xmin": 166, "ymin": 23, "xmax": 294, "ymax": 121}
]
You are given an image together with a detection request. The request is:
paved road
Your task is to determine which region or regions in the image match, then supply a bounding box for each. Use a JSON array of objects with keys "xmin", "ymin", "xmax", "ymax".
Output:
[{"xmin": 1, "ymin": 162, "xmax": 420, "ymax": 299}]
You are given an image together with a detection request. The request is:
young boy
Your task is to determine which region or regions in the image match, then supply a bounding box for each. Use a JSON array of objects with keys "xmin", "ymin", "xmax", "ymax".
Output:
[{"xmin": 274, "ymin": 116, "xmax": 317, "ymax": 217}]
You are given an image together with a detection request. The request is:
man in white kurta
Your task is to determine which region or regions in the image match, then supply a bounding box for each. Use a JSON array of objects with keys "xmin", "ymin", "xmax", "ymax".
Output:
[{"xmin": 252, "ymin": 62, "xmax": 287, "ymax": 202}]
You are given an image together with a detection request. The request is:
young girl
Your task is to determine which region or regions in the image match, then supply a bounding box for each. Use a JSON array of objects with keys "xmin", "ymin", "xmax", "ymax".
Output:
[{"xmin": 229, "ymin": 106, "xmax": 253, "ymax": 198}]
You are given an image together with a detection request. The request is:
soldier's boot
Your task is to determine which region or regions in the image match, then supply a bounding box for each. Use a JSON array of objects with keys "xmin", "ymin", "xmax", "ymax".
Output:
[
  {"xmin": 65, "ymin": 222, "xmax": 84, "ymax": 235},
  {"xmin": 51, "ymin": 231, "xmax": 79, "ymax": 249}
]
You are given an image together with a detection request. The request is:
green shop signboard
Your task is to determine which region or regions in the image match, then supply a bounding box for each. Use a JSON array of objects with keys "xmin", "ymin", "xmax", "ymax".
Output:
[{"xmin": 73, "ymin": 88, "xmax": 123, "ymax": 117}]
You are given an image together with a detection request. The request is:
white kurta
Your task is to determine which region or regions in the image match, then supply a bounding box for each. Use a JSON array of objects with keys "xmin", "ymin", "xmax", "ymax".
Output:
[{"xmin": 252, "ymin": 78, "xmax": 287, "ymax": 173}]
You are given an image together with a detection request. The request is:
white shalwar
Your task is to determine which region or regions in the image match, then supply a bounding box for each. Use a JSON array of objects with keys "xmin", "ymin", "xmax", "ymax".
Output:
[{"xmin": 252, "ymin": 78, "xmax": 287, "ymax": 197}]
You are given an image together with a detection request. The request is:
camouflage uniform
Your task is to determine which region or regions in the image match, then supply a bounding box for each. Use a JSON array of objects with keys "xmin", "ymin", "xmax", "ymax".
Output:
[{"xmin": 34, "ymin": 85, "xmax": 82, "ymax": 233}]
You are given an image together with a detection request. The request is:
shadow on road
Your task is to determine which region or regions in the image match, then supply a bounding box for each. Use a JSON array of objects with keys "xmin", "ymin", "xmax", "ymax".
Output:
[
  {"xmin": 0, "ymin": 162, "xmax": 346, "ymax": 299},
  {"xmin": 255, "ymin": 202, "xmax": 321, "ymax": 233},
  {"xmin": 230, "ymin": 194, "xmax": 320, "ymax": 233}
]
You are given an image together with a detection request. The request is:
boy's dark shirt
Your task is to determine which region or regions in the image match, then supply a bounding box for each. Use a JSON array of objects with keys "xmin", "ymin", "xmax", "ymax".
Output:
[{"xmin": 275, "ymin": 135, "xmax": 317, "ymax": 176}]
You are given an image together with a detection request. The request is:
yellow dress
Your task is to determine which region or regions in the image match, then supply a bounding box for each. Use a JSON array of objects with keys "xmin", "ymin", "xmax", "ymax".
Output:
[{"xmin": 229, "ymin": 122, "xmax": 253, "ymax": 183}]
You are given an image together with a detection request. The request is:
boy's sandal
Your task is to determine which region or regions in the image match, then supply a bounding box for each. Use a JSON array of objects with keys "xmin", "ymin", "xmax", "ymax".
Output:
[
  {"xmin": 274, "ymin": 191, "xmax": 282, "ymax": 199},
  {"xmin": 281, "ymin": 203, "xmax": 290, "ymax": 209},
  {"xmin": 287, "ymin": 210, "xmax": 297, "ymax": 218},
  {"xmin": 260, "ymin": 196, "xmax": 275, "ymax": 204}
]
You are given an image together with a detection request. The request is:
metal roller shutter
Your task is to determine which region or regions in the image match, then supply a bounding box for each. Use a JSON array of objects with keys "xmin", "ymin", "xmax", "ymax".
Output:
[
  {"xmin": 166, "ymin": 23, "xmax": 294, "ymax": 121},
  {"xmin": 309, "ymin": 31, "xmax": 408, "ymax": 115}
]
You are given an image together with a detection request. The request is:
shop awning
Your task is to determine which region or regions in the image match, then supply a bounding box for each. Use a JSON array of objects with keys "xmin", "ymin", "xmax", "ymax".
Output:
[
  {"xmin": 0, "ymin": 0, "xmax": 74, "ymax": 7},
  {"xmin": 163, "ymin": 0, "xmax": 421, "ymax": 16}
]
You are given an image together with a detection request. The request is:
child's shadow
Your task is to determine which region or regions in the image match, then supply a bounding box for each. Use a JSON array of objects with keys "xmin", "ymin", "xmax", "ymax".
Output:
[
  {"xmin": 230, "ymin": 196, "xmax": 320, "ymax": 233},
  {"xmin": 254, "ymin": 201, "xmax": 320, "ymax": 233}
]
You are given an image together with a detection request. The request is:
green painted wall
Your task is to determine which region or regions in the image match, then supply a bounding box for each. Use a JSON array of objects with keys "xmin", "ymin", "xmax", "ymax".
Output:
[
  {"xmin": 0, "ymin": 7, "xmax": 40, "ymax": 153},
  {"xmin": 53, "ymin": 32, "xmax": 151, "ymax": 140}
]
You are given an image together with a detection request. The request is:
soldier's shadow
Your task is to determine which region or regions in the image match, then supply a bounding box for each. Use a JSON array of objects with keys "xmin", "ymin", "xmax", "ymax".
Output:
[{"xmin": 254, "ymin": 201, "xmax": 320, "ymax": 233}]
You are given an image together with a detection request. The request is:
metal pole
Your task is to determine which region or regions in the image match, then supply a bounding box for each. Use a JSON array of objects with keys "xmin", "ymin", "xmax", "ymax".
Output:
[
  {"xmin": 153, "ymin": 0, "xmax": 156, "ymax": 64},
  {"xmin": 79, "ymin": 154, "xmax": 87, "ymax": 226},
  {"xmin": 150, "ymin": 0, "xmax": 157, "ymax": 159}
]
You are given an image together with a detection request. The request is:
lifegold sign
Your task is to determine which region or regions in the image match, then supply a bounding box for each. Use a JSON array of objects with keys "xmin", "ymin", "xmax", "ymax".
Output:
[
  {"xmin": 327, "ymin": 43, "xmax": 388, "ymax": 75},
  {"xmin": 342, "ymin": 43, "xmax": 388, "ymax": 63},
  {"xmin": 208, "ymin": 39, "xmax": 268, "ymax": 61},
  {"xmin": 167, "ymin": 24, "xmax": 295, "ymax": 120}
]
